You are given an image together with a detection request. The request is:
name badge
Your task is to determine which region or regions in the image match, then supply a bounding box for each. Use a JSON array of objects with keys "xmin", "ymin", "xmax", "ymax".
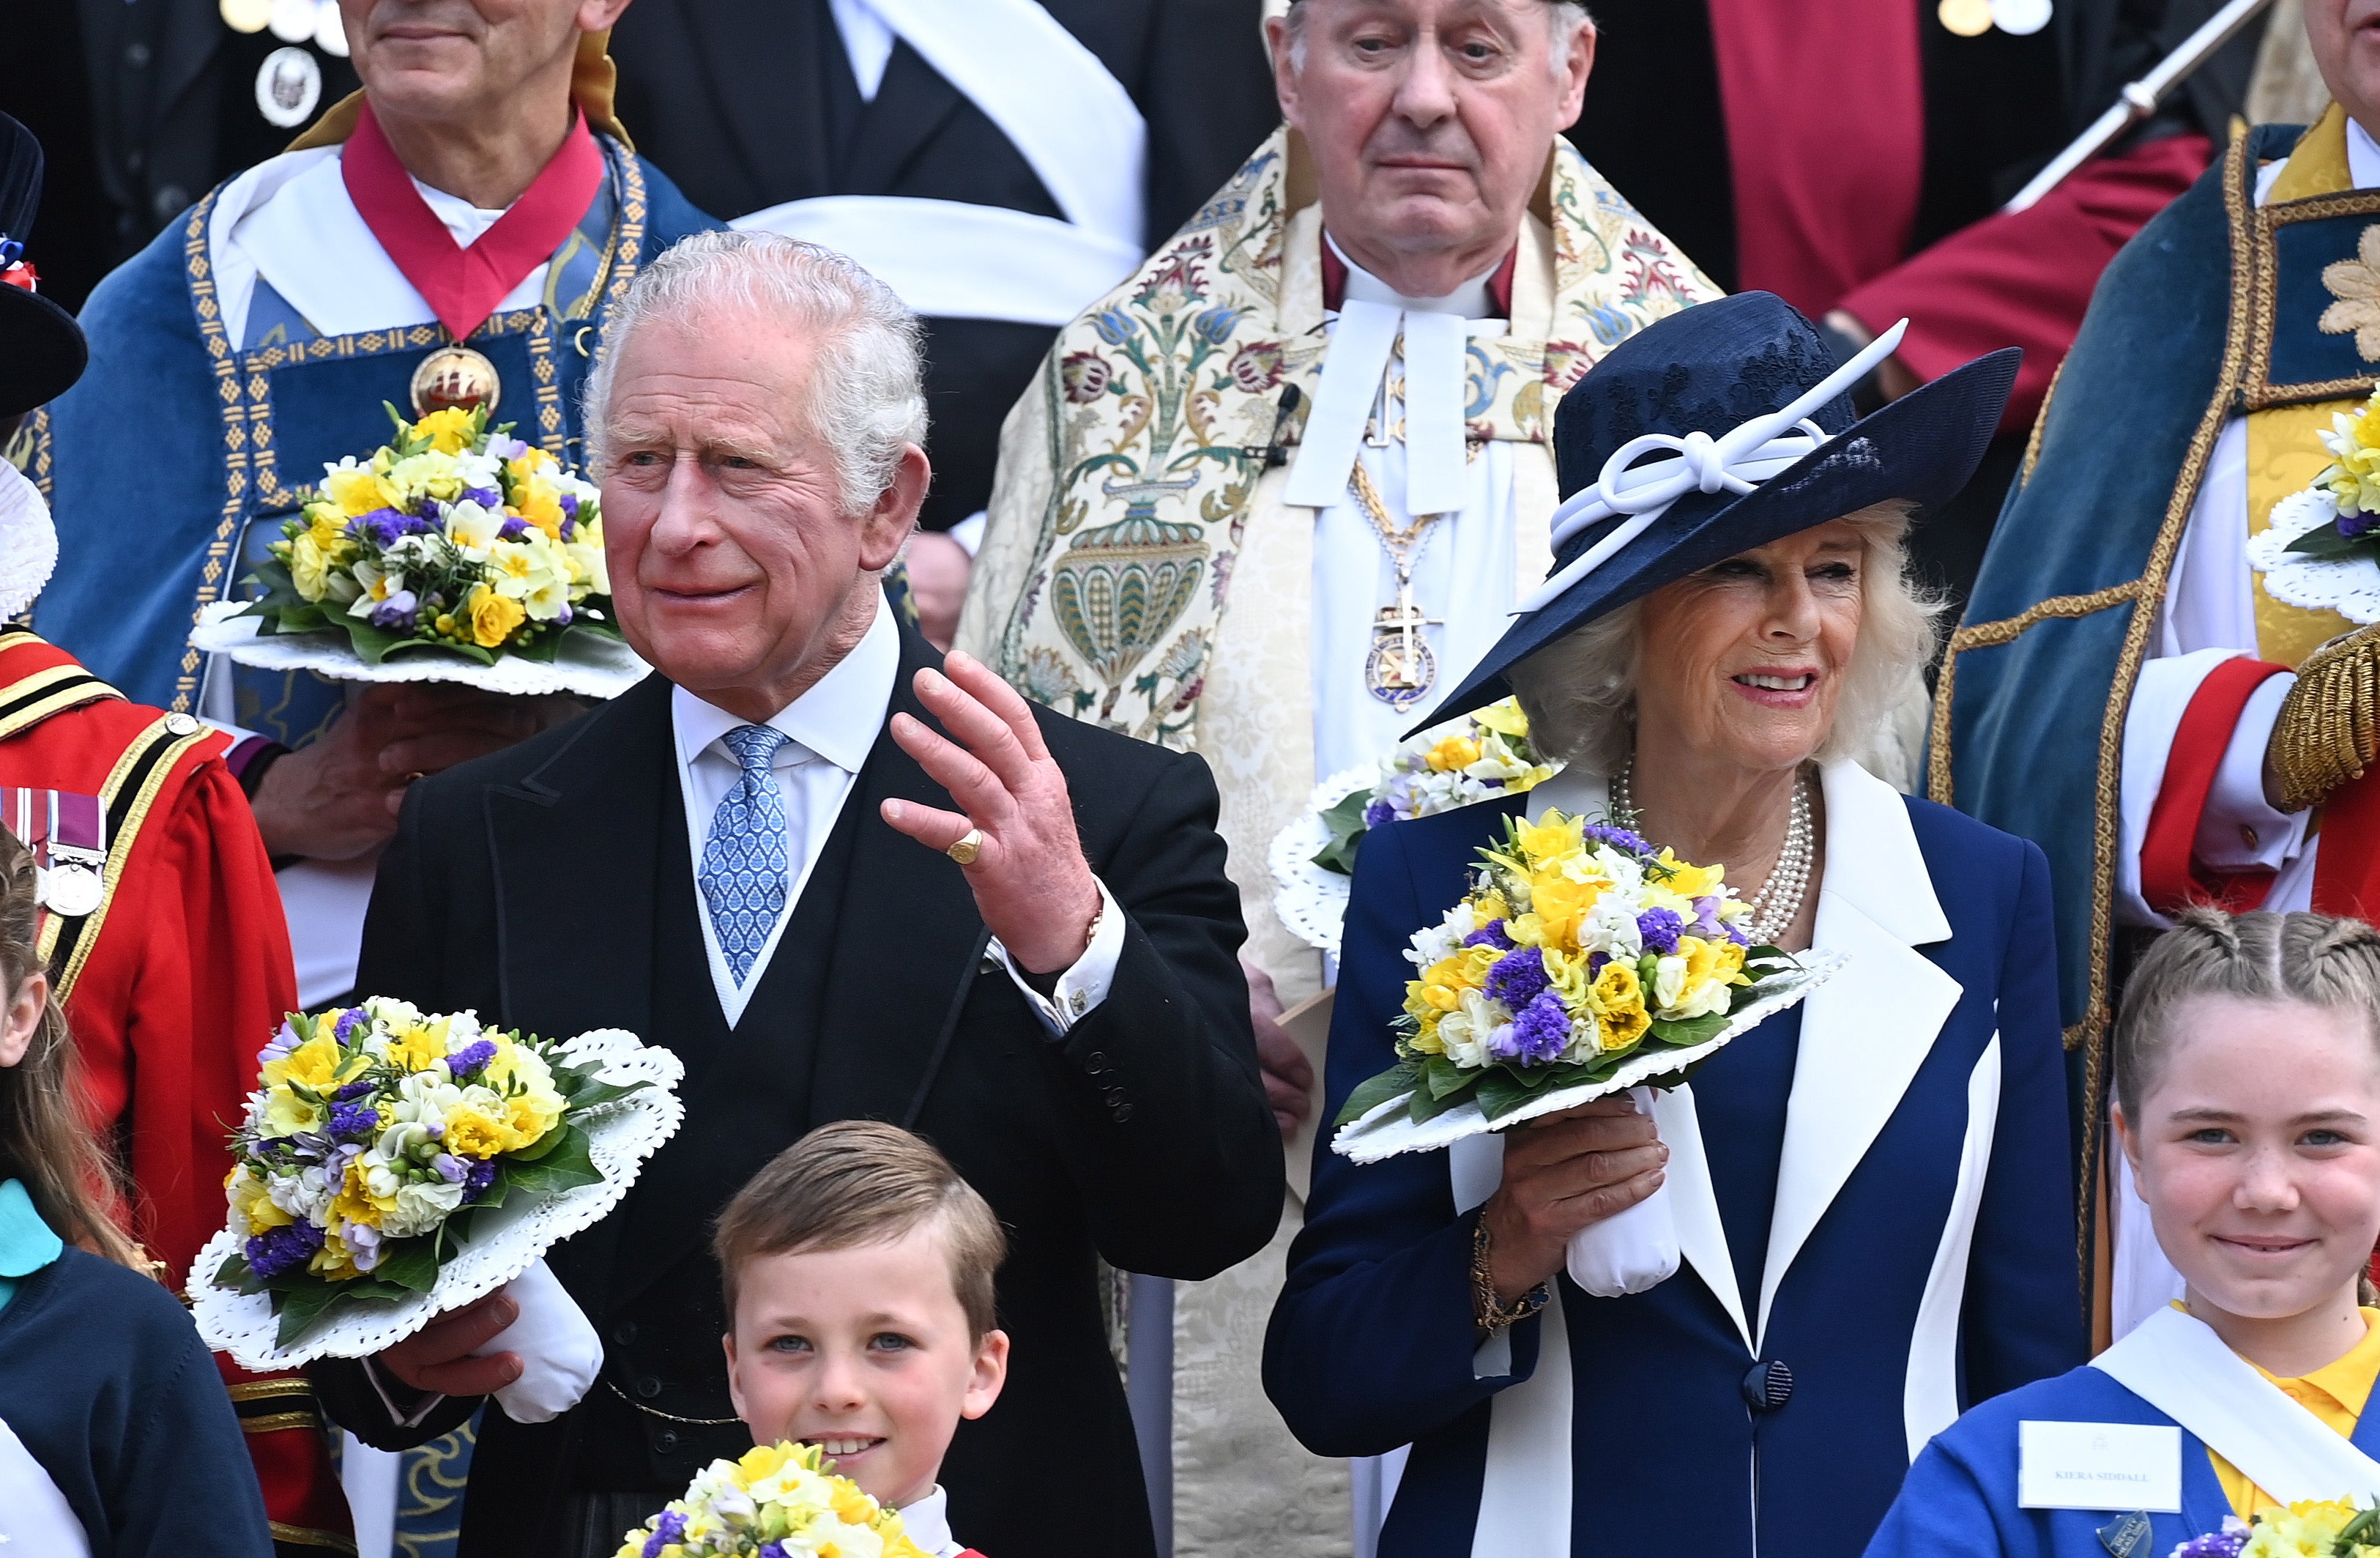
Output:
[{"xmin": 2018, "ymin": 1421, "xmax": 2182, "ymax": 1513}]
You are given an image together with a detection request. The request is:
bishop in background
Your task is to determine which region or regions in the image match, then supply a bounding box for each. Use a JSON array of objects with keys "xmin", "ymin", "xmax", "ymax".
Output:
[{"xmin": 956, "ymin": 0, "xmax": 1714, "ymax": 1548}]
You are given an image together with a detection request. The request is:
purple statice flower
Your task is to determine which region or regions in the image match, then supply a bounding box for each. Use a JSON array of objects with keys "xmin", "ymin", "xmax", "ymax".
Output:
[
  {"xmin": 1483, "ymin": 946, "xmax": 1550, "ymax": 1011},
  {"xmin": 1588, "ymin": 951, "xmax": 1610, "ymax": 976},
  {"xmin": 368, "ymin": 590, "xmax": 419, "ymax": 631},
  {"xmin": 1362, "ymin": 798, "xmax": 1396, "ymax": 830},
  {"xmin": 462, "ymin": 1157, "xmax": 499, "ymax": 1204},
  {"xmin": 497, "ymin": 516, "xmax": 532, "ymax": 541},
  {"xmin": 461, "ymin": 485, "xmax": 502, "ymax": 511},
  {"xmin": 757, "ymin": 1543, "xmax": 790, "ymax": 1558},
  {"xmin": 332, "ymin": 1080, "xmax": 375, "ymax": 1102},
  {"xmin": 350, "ymin": 508, "xmax": 434, "ymax": 548},
  {"xmin": 1580, "ymin": 823, "xmax": 1650, "ymax": 854},
  {"xmin": 2169, "ymin": 1531, "xmax": 2247, "ymax": 1558},
  {"xmin": 1495, "ymin": 991, "xmax": 1571, "ymax": 1067},
  {"xmin": 447, "ymin": 1038, "xmax": 497, "ymax": 1079},
  {"xmin": 643, "ymin": 1512, "xmax": 688, "ymax": 1558},
  {"xmin": 2341, "ymin": 508, "xmax": 2380, "ymax": 540},
  {"xmin": 412, "ymin": 493, "xmax": 444, "ymax": 521},
  {"xmin": 326, "ymin": 1099, "xmax": 379, "ymax": 1143},
  {"xmin": 1463, "ymin": 919, "xmax": 1514, "ymax": 951},
  {"xmin": 1636, "ymin": 907, "xmax": 1684, "ymax": 956},
  {"xmin": 430, "ymin": 1153, "xmax": 469, "ymax": 1184},
  {"xmin": 332, "ymin": 1007, "xmax": 368, "ymax": 1042},
  {"xmin": 244, "ymin": 1220, "xmax": 324, "ymax": 1279},
  {"xmin": 558, "ymin": 491, "xmax": 580, "ymax": 521}
]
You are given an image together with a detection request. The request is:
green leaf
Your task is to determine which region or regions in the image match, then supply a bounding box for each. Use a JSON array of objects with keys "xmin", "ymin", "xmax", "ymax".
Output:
[
  {"xmin": 1648, "ymin": 1009, "xmax": 1730, "ymax": 1051},
  {"xmin": 2286, "ymin": 524, "xmax": 2367, "ymax": 558},
  {"xmin": 510, "ymin": 630, "xmax": 562, "ymax": 664},
  {"xmin": 1333, "ymin": 1061, "xmax": 1422, "ymax": 1127},
  {"xmin": 500, "ymin": 1125, "xmax": 602, "ymax": 1196},
  {"xmin": 1473, "ymin": 1068, "xmax": 1539, "ymax": 1121},
  {"xmin": 559, "ymin": 1077, "xmax": 651, "ymax": 1111},
  {"xmin": 215, "ymin": 1250, "xmax": 253, "ymax": 1289},
  {"xmin": 371, "ymin": 1239, "xmax": 442, "ymax": 1294},
  {"xmin": 1405, "ymin": 1080, "xmax": 1470, "ymax": 1123},
  {"xmin": 562, "ymin": 615, "xmax": 622, "ymax": 644},
  {"xmin": 1422, "ymin": 1055, "xmax": 1473, "ymax": 1099}
]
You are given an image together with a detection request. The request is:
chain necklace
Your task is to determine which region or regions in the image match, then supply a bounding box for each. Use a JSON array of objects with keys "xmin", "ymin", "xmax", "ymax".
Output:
[
  {"xmin": 1349, "ymin": 459, "xmax": 1448, "ymax": 712},
  {"xmin": 1610, "ymin": 760, "xmax": 1817, "ymax": 946}
]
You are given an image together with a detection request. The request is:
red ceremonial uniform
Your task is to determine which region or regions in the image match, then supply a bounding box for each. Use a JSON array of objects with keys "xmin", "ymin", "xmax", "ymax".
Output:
[{"xmin": 0, "ymin": 629, "xmax": 352, "ymax": 1553}]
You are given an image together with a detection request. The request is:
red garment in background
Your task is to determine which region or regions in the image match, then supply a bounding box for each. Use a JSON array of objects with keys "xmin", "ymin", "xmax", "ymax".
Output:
[
  {"xmin": 1707, "ymin": 0, "xmax": 1926, "ymax": 319},
  {"xmin": 1837, "ymin": 132, "xmax": 2215, "ymax": 434}
]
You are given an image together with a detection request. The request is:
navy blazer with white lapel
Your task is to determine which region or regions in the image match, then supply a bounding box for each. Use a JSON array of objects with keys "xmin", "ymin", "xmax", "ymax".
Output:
[
  {"xmin": 1865, "ymin": 1359, "xmax": 2373, "ymax": 1557},
  {"xmin": 1265, "ymin": 760, "xmax": 2085, "ymax": 1557},
  {"xmin": 315, "ymin": 623, "xmax": 1283, "ymax": 1558}
]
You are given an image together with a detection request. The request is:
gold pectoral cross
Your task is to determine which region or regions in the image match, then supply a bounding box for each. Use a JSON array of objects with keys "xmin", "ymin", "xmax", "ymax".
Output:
[{"xmin": 1364, "ymin": 578, "xmax": 1441, "ymax": 711}]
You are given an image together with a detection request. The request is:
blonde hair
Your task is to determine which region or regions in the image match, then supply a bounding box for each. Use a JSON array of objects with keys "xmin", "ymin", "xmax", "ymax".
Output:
[
  {"xmin": 1509, "ymin": 501, "xmax": 1945, "ymax": 778},
  {"xmin": 0, "ymin": 830, "xmax": 145, "ymax": 1272},
  {"xmin": 713, "ymin": 1121, "xmax": 1007, "ymax": 1339},
  {"xmin": 2113, "ymin": 907, "xmax": 2380, "ymax": 1123}
]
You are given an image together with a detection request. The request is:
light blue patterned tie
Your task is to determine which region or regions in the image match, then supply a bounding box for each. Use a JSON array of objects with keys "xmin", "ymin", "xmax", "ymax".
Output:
[{"xmin": 699, "ymin": 723, "xmax": 795, "ymax": 986}]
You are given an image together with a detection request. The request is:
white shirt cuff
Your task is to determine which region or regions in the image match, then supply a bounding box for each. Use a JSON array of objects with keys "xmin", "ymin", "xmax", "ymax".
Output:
[
  {"xmin": 1473, "ymin": 1325, "xmax": 1515, "ymax": 1380},
  {"xmin": 989, "ymin": 876, "xmax": 1124, "ymax": 1035},
  {"xmin": 946, "ymin": 511, "xmax": 989, "ymax": 557},
  {"xmin": 2195, "ymin": 670, "xmax": 2310, "ymax": 869},
  {"xmin": 363, "ymin": 1355, "xmax": 449, "ymax": 1431}
]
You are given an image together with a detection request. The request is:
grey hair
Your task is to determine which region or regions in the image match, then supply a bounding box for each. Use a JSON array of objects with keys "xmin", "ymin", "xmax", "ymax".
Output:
[
  {"xmin": 1282, "ymin": 0, "xmax": 1592, "ymax": 78},
  {"xmin": 584, "ymin": 230, "xmax": 928, "ymax": 518},
  {"xmin": 2113, "ymin": 908, "xmax": 2380, "ymax": 1123},
  {"xmin": 1507, "ymin": 501, "xmax": 1945, "ymax": 780}
]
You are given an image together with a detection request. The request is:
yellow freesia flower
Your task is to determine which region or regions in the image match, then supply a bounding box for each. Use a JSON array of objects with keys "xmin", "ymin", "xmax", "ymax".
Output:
[
  {"xmin": 515, "ymin": 480, "xmax": 567, "ymax": 539},
  {"xmin": 444, "ymin": 1106, "xmax": 515, "ymax": 1159},
  {"xmin": 1528, "ymin": 869, "xmax": 1604, "ymax": 949},
  {"xmin": 1652, "ymin": 850, "xmax": 1726, "ymax": 900},
  {"xmin": 1515, "ymin": 811, "xmax": 1583, "ymax": 865},
  {"xmin": 466, "ymin": 585, "xmax": 527, "ymax": 648},
  {"xmin": 384, "ymin": 1024, "xmax": 447, "ymax": 1072},
  {"xmin": 1472, "ymin": 699, "xmax": 1530, "ymax": 738},
  {"xmin": 324, "ymin": 463, "xmax": 399, "ymax": 518}
]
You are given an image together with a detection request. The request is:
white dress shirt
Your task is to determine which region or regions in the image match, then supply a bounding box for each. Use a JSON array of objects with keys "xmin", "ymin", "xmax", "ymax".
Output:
[
  {"xmin": 1307, "ymin": 237, "xmax": 1520, "ymax": 779},
  {"xmin": 670, "ymin": 592, "xmax": 1123, "ymax": 1031},
  {"xmin": 896, "ymin": 1486, "xmax": 964, "ymax": 1558}
]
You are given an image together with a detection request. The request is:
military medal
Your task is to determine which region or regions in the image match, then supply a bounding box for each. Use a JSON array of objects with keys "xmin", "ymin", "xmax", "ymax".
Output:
[
  {"xmin": 1350, "ymin": 461, "xmax": 1446, "ymax": 713},
  {"xmin": 410, "ymin": 346, "xmax": 502, "ymax": 417},
  {"xmin": 1, "ymin": 788, "xmax": 108, "ymax": 921}
]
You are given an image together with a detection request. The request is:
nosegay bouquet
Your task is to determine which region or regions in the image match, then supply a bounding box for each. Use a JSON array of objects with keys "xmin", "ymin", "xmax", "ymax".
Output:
[
  {"xmin": 1308, "ymin": 699, "xmax": 1557, "ymax": 874},
  {"xmin": 614, "ymin": 1442, "xmax": 929, "ymax": 1558},
  {"xmin": 2175, "ymin": 1499, "xmax": 2380, "ymax": 1557},
  {"xmin": 1333, "ymin": 806, "xmax": 1828, "ymax": 1160},
  {"xmin": 242, "ymin": 403, "xmax": 617, "ymax": 665},
  {"xmin": 212, "ymin": 999, "xmax": 652, "ymax": 1348}
]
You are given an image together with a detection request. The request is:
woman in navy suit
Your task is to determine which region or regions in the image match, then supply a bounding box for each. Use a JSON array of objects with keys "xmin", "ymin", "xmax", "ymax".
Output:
[{"xmin": 1264, "ymin": 293, "xmax": 2085, "ymax": 1558}]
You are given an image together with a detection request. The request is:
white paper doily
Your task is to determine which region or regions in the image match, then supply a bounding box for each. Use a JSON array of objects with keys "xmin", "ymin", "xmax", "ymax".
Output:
[
  {"xmin": 1269, "ymin": 765, "xmax": 1375, "ymax": 957},
  {"xmin": 2247, "ymin": 489, "xmax": 2380, "ymax": 626},
  {"xmin": 190, "ymin": 600, "xmax": 653, "ymax": 700},
  {"xmin": 1331, "ymin": 950, "xmax": 1845, "ymax": 1164},
  {"xmin": 192, "ymin": 1028, "xmax": 687, "ymax": 1370}
]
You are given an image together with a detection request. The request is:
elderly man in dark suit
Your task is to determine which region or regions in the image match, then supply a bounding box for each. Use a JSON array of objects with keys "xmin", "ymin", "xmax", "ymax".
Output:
[{"xmin": 313, "ymin": 228, "xmax": 1282, "ymax": 1558}]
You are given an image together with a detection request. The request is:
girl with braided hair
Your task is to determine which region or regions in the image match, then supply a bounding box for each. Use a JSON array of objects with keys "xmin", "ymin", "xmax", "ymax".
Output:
[
  {"xmin": 0, "ymin": 825, "xmax": 270, "ymax": 1556},
  {"xmin": 1867, "ymin": 908, "xmax": 2380, "ymax": 1557}
]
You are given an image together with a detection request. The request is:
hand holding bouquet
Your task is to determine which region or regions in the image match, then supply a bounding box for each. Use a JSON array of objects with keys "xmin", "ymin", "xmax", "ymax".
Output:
[
  {"xmin": 1334, "ymin": 806, "xmax": 1808, "ymax": 1146},
  {"xmin": 243, "ymin": 404, "xmax": 616, "ymax": 666},
  {"xmin": 615, "ymin": 1442, "xmax": 931, "ymax": 1558},
  {"xmin": 195, "ymin": 1001, "xmax": 684, "ymax": 1365}
]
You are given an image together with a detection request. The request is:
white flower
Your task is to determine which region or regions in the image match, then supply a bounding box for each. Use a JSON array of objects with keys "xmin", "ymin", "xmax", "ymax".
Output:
[
  {"xmin": 1407, "ymin": 899, "xmax": 1480, "ymax": 970},
  {"xmin": 1435, "ymin": 989, "xmax": 1500, "ymax": 1069},
  {"xmin": 1652, "ymin": 954, "xmax": 1688, "ymax": 1012},
  {"xmin": 384, "ymin": 1177, "xmax": 466, "ymax": 1238},
  {"xmin": 444, "ymin": 500, "xmax": 503, "ymax": 559},
  {"xmin": 1580, "ymin": 896, "xmax": 1644, "ymax": 960},
  {"xmin": 564, "ymin": 538, "xmax": 609, "ymax": 597}
]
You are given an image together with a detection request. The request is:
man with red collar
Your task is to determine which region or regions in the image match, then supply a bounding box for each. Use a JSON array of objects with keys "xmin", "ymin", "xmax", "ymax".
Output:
[
  {"xmin": 31, "ymin": 1, "xmax": 718, "ymax": 1023},
  {"xmin": 956, "ymin": 1, "xmax": 1713, "ymax": 1548}
]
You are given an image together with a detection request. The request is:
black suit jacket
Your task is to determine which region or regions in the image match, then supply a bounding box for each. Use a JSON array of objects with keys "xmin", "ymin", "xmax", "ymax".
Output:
[
  {"xmin": 609, "ymin": 0, "xmax": 1278, "ymax": 529},
  {"xmin": 315, "ymin": 624, "xmax": 1282, "ymax": 1558}
]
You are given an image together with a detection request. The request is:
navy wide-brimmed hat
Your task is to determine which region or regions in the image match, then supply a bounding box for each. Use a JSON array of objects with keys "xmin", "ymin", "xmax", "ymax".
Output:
[
  {"xmin": 0, "ymin": 114, "xmax": 88, "ymax": 421},
  {"xmin": 1413, "ymin": 291, "xmax": 2017, "ymax": 733}
]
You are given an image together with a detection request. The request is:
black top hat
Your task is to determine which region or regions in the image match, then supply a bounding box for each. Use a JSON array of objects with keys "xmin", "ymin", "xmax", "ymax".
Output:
[
  {"xmin": 0, "ymin": 113, "xmax": 89, "ymax": 421},
  {"xmin": 1413, "ymin": 292, "xmax": 2018, "ymax": 734}
]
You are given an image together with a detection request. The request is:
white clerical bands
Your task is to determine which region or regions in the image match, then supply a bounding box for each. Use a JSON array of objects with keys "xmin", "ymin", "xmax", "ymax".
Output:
[{"xmin": 1514, "ymin": 319, "xmax": 1911, "ymax": 615}]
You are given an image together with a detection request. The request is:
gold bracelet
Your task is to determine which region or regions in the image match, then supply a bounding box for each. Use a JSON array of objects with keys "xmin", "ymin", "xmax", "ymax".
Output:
[
  {"xmin": 1471, "ymin": 1213, "xmax": 1550, "ymax": 1334},
  {"xmin": 2272, "ymin": 623, "xmax": 2380, "ymax": 813}
]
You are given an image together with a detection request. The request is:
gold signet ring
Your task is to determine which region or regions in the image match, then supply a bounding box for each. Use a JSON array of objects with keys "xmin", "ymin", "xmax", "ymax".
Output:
[{"xmin": 945, "ymin": 828, "xmax": 985, "ymax": 866}]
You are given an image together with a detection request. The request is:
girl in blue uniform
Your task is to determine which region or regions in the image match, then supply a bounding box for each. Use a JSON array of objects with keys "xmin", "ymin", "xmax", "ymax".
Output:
[
  {"xmin": 1867, "ymin": 907, "xmax": 2380, "ymax": 1557},
  {"xmin": 0, "ymin": 826, "xmax": 271, "ymax": 1556}
]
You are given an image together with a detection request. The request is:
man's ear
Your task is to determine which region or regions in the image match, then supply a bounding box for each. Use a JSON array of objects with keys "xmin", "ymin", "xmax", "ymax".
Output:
[
  {"xmin": 859, "ymin": 444, "xmax": 933, "ymax": 574},
  {"xmin": 1267, "ymin": 15, "xmax": 1305, "ymax": 131},
  {"xmin": 1554, "ymin": 21, "xmax": 1596, "ymax": 131},
  {"xmin": 961, "ymin": 1328, "xmax": 1010, "ymax": 1422}
]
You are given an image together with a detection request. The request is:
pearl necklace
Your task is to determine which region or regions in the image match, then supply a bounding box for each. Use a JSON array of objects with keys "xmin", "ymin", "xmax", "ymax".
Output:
[{"xmin": 1610, "ymin": 761, "xmax": 1817, "ymax": 946}]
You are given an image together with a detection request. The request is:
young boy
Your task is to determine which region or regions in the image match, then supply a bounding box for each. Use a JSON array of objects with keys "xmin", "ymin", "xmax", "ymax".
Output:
[{"xmin": 714, "ymin": 1121, "xmax": 1011, "ymax": 1558}]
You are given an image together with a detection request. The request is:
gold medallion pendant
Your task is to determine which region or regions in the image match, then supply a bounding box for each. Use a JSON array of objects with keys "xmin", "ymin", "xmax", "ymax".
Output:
[
  {"xmin": 1364, "ymin": 596, "xmax": 1440, "ymax": 713},
  {"xmin": 409, "ymin": 346, "xmax": 502, "ymax": 418}
]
